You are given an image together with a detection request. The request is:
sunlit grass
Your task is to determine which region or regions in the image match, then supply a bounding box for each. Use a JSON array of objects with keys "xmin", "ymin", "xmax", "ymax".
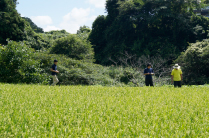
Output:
[{"xmin": 0, "ymin": 84, "xmax": 209, "ymax": 137}]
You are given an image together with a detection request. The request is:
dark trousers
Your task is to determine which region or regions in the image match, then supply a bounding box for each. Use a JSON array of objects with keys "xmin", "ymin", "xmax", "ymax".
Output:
[
  {"xmin": 145, "ymin": 79, "xmax": 154, "ymax": 86},
  {"xmin": 174, "ymin": 81, "xmax": 182, "ymax": 87}
]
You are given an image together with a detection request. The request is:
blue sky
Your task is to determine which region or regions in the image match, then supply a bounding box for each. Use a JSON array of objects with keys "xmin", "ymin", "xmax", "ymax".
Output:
[{"xmin": 16, "ymin": 0, "xmax": 107, "ymax": 33}]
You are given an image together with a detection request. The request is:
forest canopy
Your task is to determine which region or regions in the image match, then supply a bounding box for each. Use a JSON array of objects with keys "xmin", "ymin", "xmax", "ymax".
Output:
[{"xmin": 89, "ymin": 0, "xmax": 209, "ymax": 65}]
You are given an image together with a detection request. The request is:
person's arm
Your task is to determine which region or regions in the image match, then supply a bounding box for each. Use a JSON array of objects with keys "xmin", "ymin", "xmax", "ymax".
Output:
[
  {"xmin": 50, "ymin": 68, "xmax": 59, "ymax": 73},
  {"xmin": 171, "ymin": 75, "xmax": 173, "ymax": 84},
  {"xmin": 144, "ymin": 70, "xmax": 150, "ymax": 75}
]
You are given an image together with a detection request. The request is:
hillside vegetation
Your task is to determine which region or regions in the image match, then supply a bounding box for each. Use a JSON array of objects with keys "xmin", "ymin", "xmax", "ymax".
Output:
[{"xmin": 1, "ymin": 0, "xmax": 209, "ymax": 85}]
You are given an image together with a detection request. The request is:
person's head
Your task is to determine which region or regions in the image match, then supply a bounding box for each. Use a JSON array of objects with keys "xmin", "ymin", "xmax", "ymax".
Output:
[
  {"xmin": 147, "ymin": 63, "xmax": 152, "ymax": 69},
  {"xmin": 54, "ymin": 59, "xmax": 58, "ymax": 65},
  {"xmin": 173, "ymin": 64, "xmax": 180, "ymax": 70}
]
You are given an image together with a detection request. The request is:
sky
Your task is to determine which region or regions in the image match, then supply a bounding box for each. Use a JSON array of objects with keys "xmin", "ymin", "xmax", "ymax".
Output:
[{"xmin": 16, "ymin": 0, "xmax": 107, "ymax": 34}]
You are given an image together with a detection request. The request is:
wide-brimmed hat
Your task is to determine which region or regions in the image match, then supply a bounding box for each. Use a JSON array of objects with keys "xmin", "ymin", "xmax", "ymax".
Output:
[{"xmin": 173, "ymin": 64, "xmax": 180, "ymax": 69}]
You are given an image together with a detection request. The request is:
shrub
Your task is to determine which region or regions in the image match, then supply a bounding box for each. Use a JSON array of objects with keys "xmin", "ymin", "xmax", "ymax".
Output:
[
  {"xmin": 175, "ymin": 40, "xmax": 209, "ymax": 85},
  {"xmin": 50, "ymin": 34, "xmax": 94, "ymax": 62},
  {"xmin": 0, "ymin": 41, "xmax": 50, "ymax": 84},
  {"xmin": 0, "ymin": 41, "xmax": 169, "ymax": 86}
]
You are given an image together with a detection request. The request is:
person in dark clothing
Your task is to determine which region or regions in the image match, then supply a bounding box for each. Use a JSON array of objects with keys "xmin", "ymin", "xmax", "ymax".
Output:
[
  {"xmin": 144, "ymin": 63, "xmax": 154, "ymax": 86},
  {"xmin": 50, "ymin": 60, "xmax": 59, "ymax": 86}
]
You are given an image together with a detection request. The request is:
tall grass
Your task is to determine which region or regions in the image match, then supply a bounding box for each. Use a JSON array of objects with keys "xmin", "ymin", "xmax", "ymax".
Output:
[{"xmin": 0, "ymin": 84, "xmax": 209, "ymax": 137}]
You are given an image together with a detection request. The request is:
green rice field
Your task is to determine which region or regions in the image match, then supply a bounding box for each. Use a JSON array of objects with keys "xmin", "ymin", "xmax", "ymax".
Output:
[{"xmin": 0, "ymin": 84, "xmax": 209, "ymax": 137}]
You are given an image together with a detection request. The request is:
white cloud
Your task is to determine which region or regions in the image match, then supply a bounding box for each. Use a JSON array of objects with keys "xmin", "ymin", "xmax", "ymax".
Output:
[
  {"xmin": 60, "ymin": 8, "xmax": 97, "ymax": 34},
  {"xmin": 89, "ymin": 15, "xmax": 98, "ymax": 21},
  {"xmin": 31, "ymin": 16, "xmax": 53, "ymax": 26},
  {"xmin": 44, "ymin": 26, "xmax": 61, "ymax": 32},
  {"xmin": 30, "ymin": 8, "xmax": 98, "ymax": 33},
  {"xmin": 87, "ymin": 0, "xmax": 106, "ymax": 8}
]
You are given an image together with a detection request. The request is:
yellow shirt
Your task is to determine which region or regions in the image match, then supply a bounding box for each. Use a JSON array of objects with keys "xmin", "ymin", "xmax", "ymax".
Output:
[{"xmin": 171, "ymin": 69, "xmax": 182, "ymax": 81}]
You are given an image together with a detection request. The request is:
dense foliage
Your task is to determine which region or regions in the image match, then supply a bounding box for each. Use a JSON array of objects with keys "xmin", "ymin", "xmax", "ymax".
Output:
[
  {"xmin": 0, "ymin": 0, "xmax": 25, "ymax": 45},
  {"xmin": 0, "ymin": 41, "xmax": 148, "ymax": 86},
  {"xmin": 89, "ymin": 0, "xmax": 209, "ymax": 65},
  {"xmin": 50, "ymin": 34, "xmax": 94, "ymax": 61},
  {"xmin": 23, "ymin": 23, "xmax": 49, "ymax": 50},
  {"xmin": 0, "ymin": 41, "xmax": 50, "ymax": 83},
  {"xmin": 77, "ymin": 25, "xmax": 91, "ymax": 34},
  {"xmin": 22, "ymin": 17, "xmax": 44, "ymax": 33},
  {"xmin": 32, "ymin": 53, "xmax": 151, "ymax": 86},
  {"xmin": 35, "ymin": 30, "xmax": 69, "ymax": 50},
  {"xmin": 176, "ymin": 40, "xmax": 209, "ymax": 85},
  {"xmin": 77, "ymin": 26, "xmax": 92, "ymax": 40},
  {"xmin": 23, "ymin": 29, "xmax": 70, "ymax": 50},
  {"xmin": 1, "ymin": 0, "xmax": 209, "ymax": 85}
]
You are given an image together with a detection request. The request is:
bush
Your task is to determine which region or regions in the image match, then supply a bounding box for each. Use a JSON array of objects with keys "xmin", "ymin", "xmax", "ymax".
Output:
[
  {"xmin": 32, "ymin": 53, "xmax": 111, "ymax": 85},
  {"xmin": 32, "ymin": 53, "xmax": 146, "ymax": 86},
  {"xmin": 23, "ymin": 23, "xmax": 49, "ymax": 50},
  {"xmin": 0, "ymin": 41, "xmax": 50, "ymax": 84},
  {"xmin": 23, "ymin": 29, "xmax": 71, "ymax": 51},
  {"xmin": 0, "ymin": 41, "xmax": 168, "ymax": 86},
  {"xmin": 50, "ymin": 34, "xmax": 94, "ymax": 62},
  {"xmin": 175, "ymin": 40, "xmax": 209, "ymax": 85}
]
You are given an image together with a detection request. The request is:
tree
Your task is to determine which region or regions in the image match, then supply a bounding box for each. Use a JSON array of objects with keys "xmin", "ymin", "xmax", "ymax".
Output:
[
  {"xmin": 89, "ymin": 0, "xmax": 209, "ymax": 65},
  {"xmin": 0, "ymin": 40, "xmax": 49, "ymax": 83},
  {"xmin": 109, "ymin": 51, "xmax": 172, "ymax": 86},
  {"xmin": 88, "ymin": 15, "xmax": 108, "ymax": 64},
  {"xmin": 23, "ymin": 22, "xmax": 49, "ymax": 50},
  {"xmin": 50, "ymin": 34, "xmax": 94, "ymax": 62},
  {"xmin": 105, "ymin": 0, "xmax": 120, "ymax": 25},
  {"xmin": 77, "ymin": 25, "xmax": 91, "ymax": 34},
  {"xmin": 22, "ymin": 17, "xmax": 44, "ymax": 33},
  {"xmin": 175, "ymin": 40, "xmax": 209, "ymax": 85},
  {"xmin": 0, "ymin": 0, "xmax": 25, "ymax": 44},
  {"xmin": 77, "ymin": 25, "xmax": 91, "ymax": 40}
]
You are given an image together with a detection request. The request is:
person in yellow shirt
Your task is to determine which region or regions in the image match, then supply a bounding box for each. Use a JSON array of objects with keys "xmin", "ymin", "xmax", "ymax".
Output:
[{"xmin": 171, "ymin": 64, "xmax": 183, "ymax": 87}]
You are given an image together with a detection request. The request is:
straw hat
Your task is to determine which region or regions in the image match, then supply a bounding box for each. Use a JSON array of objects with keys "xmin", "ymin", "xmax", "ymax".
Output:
[{"xmin": 173, "ymin": 64, "xmax": 180, "ymax": 69}]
